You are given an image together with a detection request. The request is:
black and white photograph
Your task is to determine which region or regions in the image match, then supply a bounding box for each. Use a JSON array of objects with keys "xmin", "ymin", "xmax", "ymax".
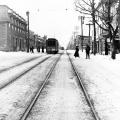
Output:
[{"xmin": 0, "ymin": 0, "xmax": 120, "ymax": 119}]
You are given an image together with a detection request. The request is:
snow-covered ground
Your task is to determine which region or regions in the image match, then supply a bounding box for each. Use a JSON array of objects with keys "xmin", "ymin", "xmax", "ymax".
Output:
[
  {"xmin": 27, "ymin": 52, "xmax": 94, "ymax": 120},
  {"xmin": 0, "ymin": 50, "xmax": 59, "ymax": 120},
  {"xmin": 0, "ymin": 50, "xmax": 120, "ymax": 120},
  {"xmin": 68, "ymin": 50, "xmax": 120, "ymax": 120},
  {"xmin": 0, "ymin": 50, "xmax": 44, "ymax": 69}
]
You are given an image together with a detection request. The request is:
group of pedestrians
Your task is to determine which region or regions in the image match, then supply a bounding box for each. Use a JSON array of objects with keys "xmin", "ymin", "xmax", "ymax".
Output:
[
  {"xmin": 74, "ymin": 44, "xmax": 90, "ymax": 59},
  {"xmin": 29, "ymin": 46, "xmax": 44, "ymax": 53}
]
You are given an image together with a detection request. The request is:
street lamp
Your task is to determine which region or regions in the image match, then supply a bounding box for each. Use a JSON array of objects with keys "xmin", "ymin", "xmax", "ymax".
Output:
[
  {"xmin": 86, "ymin": 23, "xmax": 93, "ymax": 46},
  {"xmin": 78, "ymin": 16, "xmax": 84, "ymax": 52},
  {"xmin": 26, "ymin": 11, "xmax": 30, "ymax": 52}
]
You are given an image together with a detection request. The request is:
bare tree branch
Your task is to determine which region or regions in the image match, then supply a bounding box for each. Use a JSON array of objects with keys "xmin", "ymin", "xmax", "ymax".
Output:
[
  {"xmin": 81, "ymin": 0, "xmax": 91, "ymax": 7},
  {"xmin": 75, "ymin": 2, "xmax": 91, "ymax": 14},
  {"xmin": 75, "ymin": 9, "xmax": 91, "ymax": 15},
  {"xmin": 74, "ymin": 0, "xmax": 119, "ymax": 58},
  {"xmin": 76, "ymin": 2, "xmax": 91, "ymax": 12},
  {"xmin": 95, "ymin": 19, "xmax": 108, "ymax": 31},
  {"xmin": 88, "ymin": 0, "xmax": 92, "ymax": 5}
]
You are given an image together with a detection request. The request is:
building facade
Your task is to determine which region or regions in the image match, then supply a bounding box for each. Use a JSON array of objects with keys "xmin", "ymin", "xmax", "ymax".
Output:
[
  {"xmin": 0, "ymin": 5, "xmax": 27, "ymax": 51},
  {"xmin": 67, "ymin": 35, "xmax": 91, "ymax": 50},
  {"xmin": 76, "ymin": 35, "xmax": 92, "ymax": 50}
]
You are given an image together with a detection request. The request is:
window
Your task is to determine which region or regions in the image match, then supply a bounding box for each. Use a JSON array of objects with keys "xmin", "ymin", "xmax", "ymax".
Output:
[{"xmin": 8, "ymin": 23, "xmax": 11, "ymax": 28}]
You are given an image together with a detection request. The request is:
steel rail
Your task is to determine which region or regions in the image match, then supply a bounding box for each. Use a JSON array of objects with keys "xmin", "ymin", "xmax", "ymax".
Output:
[
  {"xmin": 0, "ymin": 56, "xmax": 40, "ymax": 73},
  {"xmin": 19, "ymin": 53, "xmax": 62, "ymax": 120},
  {"xmin": 67, "ymin": 53, "xmax": 100, "ymax": 120},
  {"xmin": 0, "ymin": 56, "xmax": 51, "ymax": 90}
]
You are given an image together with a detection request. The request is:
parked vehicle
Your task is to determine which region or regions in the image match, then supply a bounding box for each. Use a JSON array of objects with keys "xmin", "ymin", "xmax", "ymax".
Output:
[{"xmin": 46, "ymin": 38, "xmax": 59, "ymax": 54}]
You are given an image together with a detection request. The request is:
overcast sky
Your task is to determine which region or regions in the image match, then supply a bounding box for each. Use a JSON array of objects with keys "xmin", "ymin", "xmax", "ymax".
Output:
[{"xmin": 1, "ymin": 0, "xmax": 99, "ymax": 48}]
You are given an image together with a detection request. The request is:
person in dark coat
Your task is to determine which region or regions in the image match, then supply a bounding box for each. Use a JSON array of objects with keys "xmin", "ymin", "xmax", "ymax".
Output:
[
  {"xmin": 30, "ymin": 46, "xmax": 34, "ymax": 53},
  {"xmin": 42, "ymin": 46, "xmax": 44, "ymax": 53},
  {"xmin": 36, "ymin": 46, "xmax": 40, "ymax": 52},
  {"xmin": 74, "ymin": 46, "xmax": 79, "ymax": 58},
  {"xmin": 85, "ymin": 44, "xmax": 90, "ymax": 59}
]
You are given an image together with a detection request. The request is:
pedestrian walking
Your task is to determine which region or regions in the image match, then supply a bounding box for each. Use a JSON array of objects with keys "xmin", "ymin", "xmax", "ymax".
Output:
[
  {"xmin": 85, "ymin": 44, "xmax": 90, "ymax": 59},
  {"xmin": 37, "ymin": 46, "xmax": 40, "ymax": 52},
  {"xmin": 42, "ymin": 46, "xmax": 44, "ymax": 53},
  {"xmin": 74, "ymin": 46, "xmax": 79, "ymax": 58},
  {"xmin": 30, "ymin": 46, "xmax": 34, "ymax": 53}
]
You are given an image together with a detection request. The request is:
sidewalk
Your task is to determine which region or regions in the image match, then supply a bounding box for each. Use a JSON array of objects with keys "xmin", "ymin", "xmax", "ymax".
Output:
[{"xmin": 68, "ymin": 50, "xmax": 120, "ymax": 120}]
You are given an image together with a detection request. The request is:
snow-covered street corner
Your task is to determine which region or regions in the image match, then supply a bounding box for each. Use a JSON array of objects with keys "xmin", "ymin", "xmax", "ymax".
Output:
[{"xmin": 68, "ymin": 50, "xmax": 120, "ymax": 120}]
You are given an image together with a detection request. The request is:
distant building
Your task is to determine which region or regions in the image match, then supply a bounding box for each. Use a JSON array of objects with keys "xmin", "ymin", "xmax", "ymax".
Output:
[
  {"xmin": 76, "ymin": 35, "xmax": 92, "ymax": 49},
  {"xmin": 67, "ymin": 37, "xmax": 75, "ymax": 50},
  {"xmin": 29, "ymin": 30, "xmax": 35, "ymax": 48},
  {"xmin": 67, "ymin": 35, "xmax": 91, "ymax": 50},
  {"xmin": 0, "ymin": 5, "xmax": 27, "ymax": 51},
  {"xmin": 35, "ymin": 35, "xmax": 44, "ymax": 48}
]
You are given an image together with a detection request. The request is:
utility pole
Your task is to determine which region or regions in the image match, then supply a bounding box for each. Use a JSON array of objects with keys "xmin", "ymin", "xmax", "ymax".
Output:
[
  {"xmin": 81, "ymin": 16, "xmax": 84, "ymax": 52},
  {"xmin": 78, "ymin": 16, "xmax": 84, "ymax": 51},
  {"xmin": 92, "ymin": 0, "xmax": 97, "ymax": 55},
  {"xmin": 118, "ymin": 0, "xmax": 120, "ymax": 39},
  {"xmin": 86, "ymin": 23, "xmax": 93, "ymax": 46},
  {"xmin": 26, "ymin": 11, "xmax": 30, "ymax": 53}
]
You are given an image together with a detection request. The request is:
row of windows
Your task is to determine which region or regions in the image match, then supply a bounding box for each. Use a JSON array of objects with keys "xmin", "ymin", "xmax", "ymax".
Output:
[
  {"xmin": 12, "ymin": 37, "xmax": 26, "ymax": 51},
  {"xmin": 12, "ymin": 36, "xmax": 26, "ymax": 46},
  {"xmin": 8, "ymin": 23, "xmax": 26, "ymax": 34},
  {"xmin": 10, "ymin": 16, "xmax": 26, "ymax": 30}
]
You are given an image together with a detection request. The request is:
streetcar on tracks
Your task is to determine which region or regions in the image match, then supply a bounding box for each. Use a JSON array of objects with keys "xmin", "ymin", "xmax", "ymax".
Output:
[{"xmin": 46, "ymin": 38, "xmax": 59, "ymax": 54}]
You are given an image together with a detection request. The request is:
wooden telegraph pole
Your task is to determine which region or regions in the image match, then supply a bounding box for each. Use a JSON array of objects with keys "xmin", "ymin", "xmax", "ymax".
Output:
[
  {"xmin": 81, "ymin": 16, "xmax": 84, "ymax": 52},
  {"xmin": 26, "ymin": 11, "xmax": 30, "ymax": 53},
  {"xmin": 86, "ymin": 23, "xmax": 93, "ymax": 46}
]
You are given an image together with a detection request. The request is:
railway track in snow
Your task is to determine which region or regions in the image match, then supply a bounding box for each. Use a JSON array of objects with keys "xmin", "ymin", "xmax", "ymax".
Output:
[
  {"xmin": 0, "ymin": 56, "xmax": 41, "ymax": 73},
  {"xmin": 18, "ymin": 52, "xmax": 100, "ymax": 120},
  {"xmin": 0, "ymin": 56, "xmax": 51, "ymax": 90},
  {"xmin": 19, "ymin": 53, "xmax": 62, "ymax": 120},
  {"xmin": 67, "ymin": 52, "xmax": 100, "ymax": 120}
]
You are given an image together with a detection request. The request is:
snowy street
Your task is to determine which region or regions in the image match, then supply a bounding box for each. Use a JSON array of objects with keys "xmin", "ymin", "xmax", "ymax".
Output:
[
  {"xmin": 0, "ymin": 50, "xmax": 120, "ymax": 119},
  {"xmin": 26, "ymin": 52, "xmax": 93, "ymax": 120},
  {"xmin": 1, "ymin": 0, "xmax": 120, "ymax": 119},
  {"xmin": 0, "ymin": 51, "xmax": 60, "ymax": 119},
  {"xmin": 68, "ymin": 50, "xmax": 120, "ymax": 120}
]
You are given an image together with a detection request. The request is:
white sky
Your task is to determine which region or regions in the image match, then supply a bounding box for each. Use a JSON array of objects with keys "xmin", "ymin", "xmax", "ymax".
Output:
[{"xmin": 1, "ymin": 0, "xmax": 99, "ymax": 48}]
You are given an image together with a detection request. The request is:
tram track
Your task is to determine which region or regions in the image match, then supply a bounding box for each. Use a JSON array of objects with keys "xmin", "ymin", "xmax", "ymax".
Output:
[
  {"xmin": 0, "ymin": 56, "xmax": 51, "ymax": 90},
  {"xmin": 2, "ymin": 51, "xmax": 100, "ymax": 120},
  {"xmin": 0, "ymin": 56, "xmax": 40, "ymax": 73},
  {"xmin": 67, "ymin": 52, "xmax": 100, "ymax": 120},
  {"xmin": 18, "ymin": 52, "xmax": 100, "ymax": 120},
  {"xmin": 19, "ymin": 53, "xmax": 62, "ymax": 120}
]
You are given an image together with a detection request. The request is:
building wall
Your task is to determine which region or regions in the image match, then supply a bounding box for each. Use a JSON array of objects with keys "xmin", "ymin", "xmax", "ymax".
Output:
[
  {"xmin": 76, "ymin": 35, "xmax": 91, "ymax": 49},
  {"xmin": 0, "ymin": 5, "xmax": 27, "ymax": 51},
  {"xmin": 0, "ymin": 23, "xmax": 8, "ymax": 50},
  {"xmin": 0, "ymin": 5, "xmax": 47, "ymax": 52}
]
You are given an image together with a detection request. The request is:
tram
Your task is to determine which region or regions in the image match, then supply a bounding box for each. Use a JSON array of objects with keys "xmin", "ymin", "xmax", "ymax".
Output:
[{"xmin": 46, "ymin": 38, "xmax": 59, "ymax": 54}]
